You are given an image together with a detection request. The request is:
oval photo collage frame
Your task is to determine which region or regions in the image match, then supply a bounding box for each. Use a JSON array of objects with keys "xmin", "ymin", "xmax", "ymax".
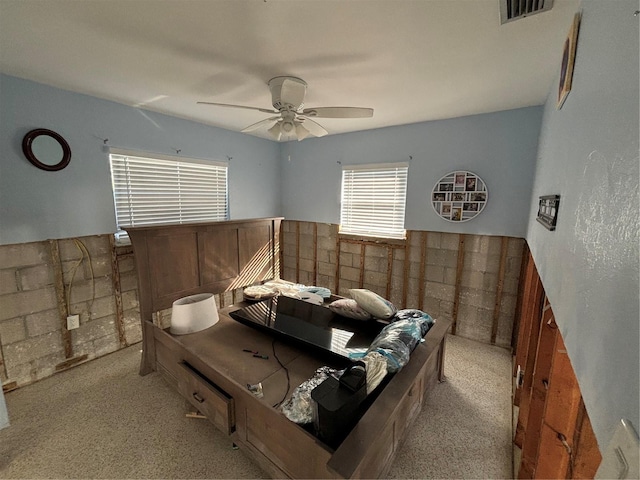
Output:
[{"xmin": 431, "ymin": 170, "xmax": 488, "ymax": 222}]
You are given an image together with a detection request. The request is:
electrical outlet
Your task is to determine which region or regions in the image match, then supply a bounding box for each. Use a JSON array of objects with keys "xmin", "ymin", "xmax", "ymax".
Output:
[{"xmin": 66, "ymin": 314, "xmax": 80, "ymax": 330}]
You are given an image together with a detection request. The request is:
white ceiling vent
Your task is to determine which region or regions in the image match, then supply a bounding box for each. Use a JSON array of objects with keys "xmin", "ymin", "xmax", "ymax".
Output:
[{"xmin": 500, "ymin": 0, "xmax": 554, "ymax": 24}]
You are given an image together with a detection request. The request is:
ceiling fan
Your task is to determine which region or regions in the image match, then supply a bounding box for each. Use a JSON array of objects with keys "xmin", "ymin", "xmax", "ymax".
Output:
[{"xmin": 198, "ymin": 76, "xmax": 374, "ymax": 141}]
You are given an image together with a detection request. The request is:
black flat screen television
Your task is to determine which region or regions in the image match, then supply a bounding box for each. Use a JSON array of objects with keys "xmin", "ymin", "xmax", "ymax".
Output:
[{"xmin": 229, "ymin": 295, "xmax": 385, "ymax": 363}]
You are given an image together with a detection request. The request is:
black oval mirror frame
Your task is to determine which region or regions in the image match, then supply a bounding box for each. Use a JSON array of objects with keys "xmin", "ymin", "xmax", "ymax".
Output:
[{"xmin": 22, "ymin": 128, "xmax": 71, "ymax": 171}]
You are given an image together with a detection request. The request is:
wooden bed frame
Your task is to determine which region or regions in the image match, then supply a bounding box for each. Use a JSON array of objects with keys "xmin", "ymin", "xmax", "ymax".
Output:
[{"xmin": 127, "ymin": 218, "xmax": 450, "ymax": 479}]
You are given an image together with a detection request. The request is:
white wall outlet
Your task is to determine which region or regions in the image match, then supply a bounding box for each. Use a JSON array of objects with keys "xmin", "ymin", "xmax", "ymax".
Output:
[{"xmin": 66, "ymin": 314, "xmax": 80, "ymax": 330}]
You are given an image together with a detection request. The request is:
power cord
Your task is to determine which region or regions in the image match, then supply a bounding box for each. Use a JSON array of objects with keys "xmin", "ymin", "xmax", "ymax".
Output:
[
  {"xmin": 557, "ymin": 432, "xmax": 574, "ymax": 478},
  {"xmin": 65, "ymin": 239, "xmax": 95, "ymax": 319},
  {"xmin": 75, "ymin": 239, "xmax": 95, "ymax": 313},
  {"xmin": 271, "ymin": 338, "xmax": 290, "ymax": 409}
]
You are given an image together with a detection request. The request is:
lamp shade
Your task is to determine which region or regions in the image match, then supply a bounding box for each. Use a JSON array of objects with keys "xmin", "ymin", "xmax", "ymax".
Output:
[{"xmin": 170, "ymin": 293, "xmax": 219, "ymax": 335}]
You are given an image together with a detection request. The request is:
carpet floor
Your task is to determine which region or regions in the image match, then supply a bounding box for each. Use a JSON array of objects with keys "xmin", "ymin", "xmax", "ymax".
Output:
[{"xmin": 0, "ymin": 334, "xmax": 513, "ymax": 479}]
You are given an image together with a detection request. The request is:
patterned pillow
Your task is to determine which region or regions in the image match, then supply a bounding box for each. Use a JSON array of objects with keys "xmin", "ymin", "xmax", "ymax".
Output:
[
  {"xmin": 349, "ymin": 289, "xmax": 397, "ymax": 320},
  {"xmin": 394, "ymin": 309, "xmax": 436, "ymax": 336},
  {"xmin": 328, "ymin": 298, "xmax": 372, "ymax": 321}
]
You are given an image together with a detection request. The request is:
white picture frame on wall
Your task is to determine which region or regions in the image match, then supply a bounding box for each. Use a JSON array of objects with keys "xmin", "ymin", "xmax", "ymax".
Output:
[{"xmin": 431, "ymin": 170, "xmax": 488, "ymax": 222}]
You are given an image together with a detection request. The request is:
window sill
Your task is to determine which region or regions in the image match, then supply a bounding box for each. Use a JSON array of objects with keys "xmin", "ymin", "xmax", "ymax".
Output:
[{"xmin": 338, "ymin": 232, "xmax": 406, "ymax": 246}]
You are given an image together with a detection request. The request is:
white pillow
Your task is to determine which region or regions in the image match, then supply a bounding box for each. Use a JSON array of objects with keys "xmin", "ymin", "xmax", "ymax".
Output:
[
  {"xmin": 328, "ymin": 298, "xmax": 372, "ymax": 321},
  {"xmin": 349, "ymin": 289, "xmax": 397, "ymax": 320}
]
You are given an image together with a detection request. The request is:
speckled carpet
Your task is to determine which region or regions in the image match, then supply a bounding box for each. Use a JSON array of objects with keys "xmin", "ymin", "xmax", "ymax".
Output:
[{"xmin": 0, "ymin": 334, "xmax": 512, "ymax": 479}]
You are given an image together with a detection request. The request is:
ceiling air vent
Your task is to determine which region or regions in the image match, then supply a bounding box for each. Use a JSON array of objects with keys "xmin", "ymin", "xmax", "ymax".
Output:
[{"xmin": 500, "ymin": 0, "xmax": 554, "ymax": 24}]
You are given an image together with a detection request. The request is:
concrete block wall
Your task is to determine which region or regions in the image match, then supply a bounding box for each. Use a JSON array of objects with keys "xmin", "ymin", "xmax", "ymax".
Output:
[
  {"xmin": 0, "ymin": 236, "xmax": 141, "ymax": 390},
  {"xmin": 1, "ymin": 222, "xmax": 523, "ymax": 388},
  {"xmin": 281, "ymin": 220, "xmax": 524, "ymax": 348},
  {"xmin": 117, "ymin": 249, "xmax": 143, "ymax": 345}
]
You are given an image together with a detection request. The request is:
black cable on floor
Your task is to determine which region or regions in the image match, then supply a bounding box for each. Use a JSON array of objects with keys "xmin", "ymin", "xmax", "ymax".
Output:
[{"xmin": 271, "ymin": 338, "xmax": 290, "ymax": 409}]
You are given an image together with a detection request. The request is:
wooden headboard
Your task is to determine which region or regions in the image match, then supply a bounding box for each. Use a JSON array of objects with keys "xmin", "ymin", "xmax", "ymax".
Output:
[{"xmin": 126, "ymin": 217, "xmax": 282, "ymax": 374}]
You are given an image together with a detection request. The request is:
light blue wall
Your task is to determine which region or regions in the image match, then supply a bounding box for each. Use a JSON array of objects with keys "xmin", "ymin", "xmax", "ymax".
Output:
[
  {"xmin": 1, "ymin": 74, "xmax": 541, "ymax": 245},
  {"xmin": 3, "ymin": 5, "xmax": 636, "ymax": 448},
  {"xmin": 0, "ymin": 74, "xmax": 281, "ymax": 245},
  {"xmin": 0, "ymin": 388, "xmax": 8, "ymax": 430},
  {"xmin": 527, "ymin": 0, "xmax": 639, "ymax": 447},
  {"xmin": 279, "ymin": 107, "xmax": 543, "ymax": 237}
]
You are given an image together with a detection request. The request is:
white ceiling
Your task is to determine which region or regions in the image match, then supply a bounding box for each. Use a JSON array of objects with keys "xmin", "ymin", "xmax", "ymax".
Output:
[{"xmin": 0, "ymin": 0, "xmax": 580, "ymax": 140}]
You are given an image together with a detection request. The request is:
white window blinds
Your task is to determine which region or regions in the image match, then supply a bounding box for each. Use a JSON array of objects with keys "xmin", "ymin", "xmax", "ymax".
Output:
[
  {"xmin": 109, "ymin": 150, "xmax": 228, "ymax": 241},
  {"xmin": 340, "ymin": 163, "xmax": 408, "ymax": 239}
]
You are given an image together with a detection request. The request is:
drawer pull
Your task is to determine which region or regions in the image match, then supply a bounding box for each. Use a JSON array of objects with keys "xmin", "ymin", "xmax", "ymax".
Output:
[{"xmin": 193, "ymin": 392, "xmax": 205, "ymax": 403}]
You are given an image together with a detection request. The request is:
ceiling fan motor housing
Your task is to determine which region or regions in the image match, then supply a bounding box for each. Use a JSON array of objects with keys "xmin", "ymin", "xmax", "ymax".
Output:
[{"xmin": 269, "ymin": 76, "xmax": 307, "ymax": 111}]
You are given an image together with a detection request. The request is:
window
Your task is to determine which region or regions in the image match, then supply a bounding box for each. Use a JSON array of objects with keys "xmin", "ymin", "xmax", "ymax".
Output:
[
  {"xmin": 109, "ymin": 149, "xmax": 228, "ymax": 242},
  {"xmin": 340, "ymin": 163, "xmax": 408, "ymax": 239}
]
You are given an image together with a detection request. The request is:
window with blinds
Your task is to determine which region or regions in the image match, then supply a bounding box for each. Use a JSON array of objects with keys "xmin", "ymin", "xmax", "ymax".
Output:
[
  {"xmin": 109, "ymin": 150, "xmax": 228, "ymax": 242},
  {"xmin": 339, "ymin": 163, "xmax": 408, "ymax": 239}
]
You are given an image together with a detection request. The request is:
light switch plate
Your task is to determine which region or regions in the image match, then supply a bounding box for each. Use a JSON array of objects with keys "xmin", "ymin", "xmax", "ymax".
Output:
[{"xmin": 596, "ymin": 419, "xmax": 639, "ymax": 479}]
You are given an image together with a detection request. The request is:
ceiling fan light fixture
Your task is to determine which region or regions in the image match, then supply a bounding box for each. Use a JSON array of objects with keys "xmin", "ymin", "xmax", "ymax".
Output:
[
  {"xmin": 295, "ymin": 123, "xmax": 310, "ymax": 141},
  {"xmin": 268, "ymin": 122, "xmax": 282, "ymax": 141},
  {"xmin": 281, "ymin": 120, "xmax": 294, "ymax": 133}
]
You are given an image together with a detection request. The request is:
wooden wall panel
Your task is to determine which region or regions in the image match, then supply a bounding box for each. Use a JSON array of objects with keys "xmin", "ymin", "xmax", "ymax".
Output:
[
  {"xmin": 536, "ymin": 423, "xmax": 571, "ymax": 479},
  {"xmin": 514, "ymin": 249, "xmax": 602, "ymax": 478},
  {"xmin": 48, "ymin": 239, "xmax": 72, "ymax": 359},
  {"xmin": 571, "ymin": 403, "xmax": 602, "ymax": 479},
  {"xmin": 491, "ymin": 236, "xmax": 509, "ymax": 344},
  {"xmin": 513, "ymin": 256, "xmax": 545, "ymax": 408},
  {"xmin": 418, "ymin": 232, "xmax": 428, "ymax": 311},
  {"xmin": 238, "ymin": 224, "xmax": 273, "ymax": 281},
  {"xmin": 148, "ymin": 233, "xmax": 199, "ymax": 298},
  {"xmin": 109, "ymin": 235, "xmax": 127, "ymax": 348},
  {"xmin": 451, "ymin": 234, "xmax": 465, "ymax": 335},
  {"xmin": 544, "ymin": 335, "xmax": 582, "ymax": 440},
  {"xmin": 514, "ymin": 290, "xmax": 545, "ymax": 447},
  {"xmin": 199, "ymin": 229, "xmax": 239, "ymax": 283},
  {"xmin": 535, "ymin": 334, "xmax": 595, "ymax": 479},
  {"xmin": 518, "ymin": 300, "xmax": 558, "ymax": 478}
]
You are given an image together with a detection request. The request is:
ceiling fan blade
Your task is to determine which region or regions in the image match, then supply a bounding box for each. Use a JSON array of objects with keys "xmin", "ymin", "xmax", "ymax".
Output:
[
  {"xmin": 300, "ymin": 107, "xmax": 374, "ymax": 118},
  {"xmin": 295, "ymin": 123, "xmax": 311, "ymax": 141},
  {"xmin": 280, "ymin": 78, "xmax": 307, "ymax": 108},
  {"xmin": 300, "ymin": 118, "xmax": 328, "ymax": 137},
  {"xmin": 197, "ymin": 101, "xmax": 277, "ymax": 114},
  {"xmin": 241, "ymin": 116, "xmax": 280, "ymax": 133},
  {"xmin": 268, "ymin": 122, "xmax": 282, "ymax": 141}
]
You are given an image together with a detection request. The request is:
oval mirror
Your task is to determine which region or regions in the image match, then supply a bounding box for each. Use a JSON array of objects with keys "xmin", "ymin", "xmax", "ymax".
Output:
[{"xmin": 22, "ymin": 129, "xmax": 71, "ymax": 171}]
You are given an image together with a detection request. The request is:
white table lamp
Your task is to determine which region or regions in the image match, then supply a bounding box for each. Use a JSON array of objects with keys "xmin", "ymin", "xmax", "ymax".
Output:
[{"xmin": 170, "ymin": 293, "xmax": 219, "ymax": 335}]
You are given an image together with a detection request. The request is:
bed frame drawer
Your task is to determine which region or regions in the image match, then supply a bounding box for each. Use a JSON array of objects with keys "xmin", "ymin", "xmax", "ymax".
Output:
[{"xmin": 177, "ymin": 362, "xmax": 235, "ymax": 435}]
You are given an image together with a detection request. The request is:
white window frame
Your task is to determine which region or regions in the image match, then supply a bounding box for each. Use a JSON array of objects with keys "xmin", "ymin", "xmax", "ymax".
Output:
[
  {"xmin": 109, "ymin": 149, "xmax": 228, "ymax": 243},
  {"xmin": 339, "ymin": 162, "xmax": 408, "ymax": 240}
]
